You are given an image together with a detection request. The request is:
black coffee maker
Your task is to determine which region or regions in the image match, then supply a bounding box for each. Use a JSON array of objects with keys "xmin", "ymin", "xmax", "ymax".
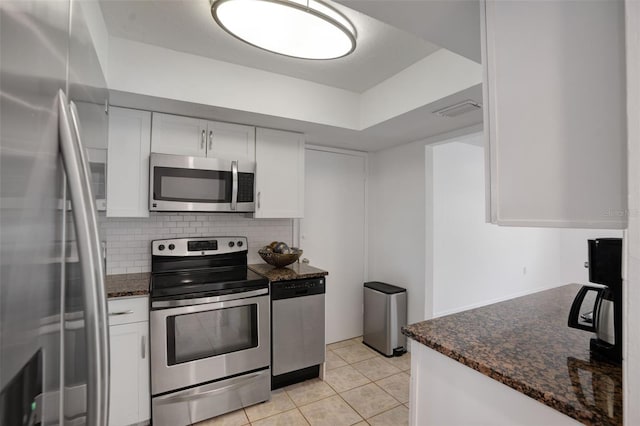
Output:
[{"xmin": 568, "ymin": 238, "xmax": 622, "ymax": 363}]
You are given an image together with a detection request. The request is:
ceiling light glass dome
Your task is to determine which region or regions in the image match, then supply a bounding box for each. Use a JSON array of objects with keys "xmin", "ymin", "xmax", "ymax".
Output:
[{"xmin": 210, "ymin": 0, "xmax": 357, "ymax": 60}]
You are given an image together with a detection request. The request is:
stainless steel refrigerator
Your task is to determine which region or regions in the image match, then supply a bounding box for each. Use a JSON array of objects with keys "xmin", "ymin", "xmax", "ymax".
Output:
[{"xmin": 1, "ymin": 1, "xmax": 110, "ymax": 424}]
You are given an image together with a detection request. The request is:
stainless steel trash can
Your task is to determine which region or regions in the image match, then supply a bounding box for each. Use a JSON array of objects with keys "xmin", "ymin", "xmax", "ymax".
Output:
[{"xmin": 363, "ymin": 281, "xmax": 407, "ymax": 357}]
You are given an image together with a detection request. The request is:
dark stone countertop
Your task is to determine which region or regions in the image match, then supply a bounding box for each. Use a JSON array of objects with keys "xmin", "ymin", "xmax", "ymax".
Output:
[
  {"xmin": 105, "ymin": 273, "xmax": 150, "ymax": 298},
  {"xmin": 402, "ymin": 284, "xmax": 622, "ymax": 426},
  {"xmin": 248, "ymin": 263, "xmax": 328, "ymax": 282}
]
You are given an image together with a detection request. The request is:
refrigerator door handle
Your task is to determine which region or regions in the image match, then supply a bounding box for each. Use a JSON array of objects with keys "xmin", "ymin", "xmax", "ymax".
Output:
[{"xmin": 58, "ymin": 90, "xmax": 110, "ymax": 426}]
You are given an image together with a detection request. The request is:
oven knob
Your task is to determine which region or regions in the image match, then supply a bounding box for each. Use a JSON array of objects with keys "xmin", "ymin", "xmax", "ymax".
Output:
[
  {"xmin": 158, "ymin": 244, "xmax": 165, "ymax": 251},
  {"xmin": 168, "ymin": 244, "xmax": 175, "ymax": 250},
  {"xmin": 237, "ymin": 241, "xmax": 244, "ymax": 247},
  {"xmin": 228, "ymin": 241, "xmax": 235, "ymax": 248}
]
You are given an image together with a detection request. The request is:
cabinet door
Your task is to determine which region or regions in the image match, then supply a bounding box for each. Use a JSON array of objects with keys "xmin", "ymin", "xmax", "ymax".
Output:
[
  {"xmin": 108, "ymin": 321, "xmax": 150, "ymax": 426},
  {"xmin": 75, "ymin": 101, "xmax": 108, "ymax": 149},
  {"xmin": 255, "ymin": 128, "xmax": 304, "ymax": 218},
  {"xmin": 76, "ymin": 101, "xmax": 108, "ymax": 210},
  {"xmin": 151, "ymin": 112, "xmax": 207, "ymax": 157},
  {"xmin": 107, "ymin": 107, "xmax": 151, "ymax": 217},
  {"xmin": 482, "ymin": 0, "xmax": 626, "ymax": 228},
  {"xmin": 206, "ymin": 121, "xmax": 255, "ymax": 161}
]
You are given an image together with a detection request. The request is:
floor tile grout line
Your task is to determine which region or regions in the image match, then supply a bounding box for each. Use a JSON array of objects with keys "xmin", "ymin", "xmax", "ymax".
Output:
[
  {"xmin": 296, "ymin": 403, "xmax": 313, "ymax": 426},
  {"xmin": 286, "ymin": 377, "xmax": 368, "ymax": 424},
  {"xmin": 243, "ymin": 392, "xmax": 299, "ymax": 424},
  {"xmin": 296, "ymin": 392, "xmax": 365, "ymax": 425},
  {"xmin": 364, "ymin": 403, "xmax": 410, "ymax": 424},
  {"xmin": 248, "ymin": 407, "xmax": 306, "ymax": 426},
  {"xmin": 287, "ymin": 388, "xmax": 337, "ymax": 409},
  {"xmin": 227, "ymin": 338, "xmax": 410, "ymax": 426},
  {"xmin": 345, "ymin": 380, "xmax": 403, "ymax": 407}
]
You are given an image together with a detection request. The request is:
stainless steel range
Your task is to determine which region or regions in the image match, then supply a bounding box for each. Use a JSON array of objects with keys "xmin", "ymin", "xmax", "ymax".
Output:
[{"xmin": 149, "ymin": 237, "xmax": 270, "ymax": 426}]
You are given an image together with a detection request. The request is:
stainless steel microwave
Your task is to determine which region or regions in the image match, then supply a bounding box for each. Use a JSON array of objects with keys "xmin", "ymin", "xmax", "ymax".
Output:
[{"xmin": 149, "ymin": 153, "xmax": 255, "ymax": 212}]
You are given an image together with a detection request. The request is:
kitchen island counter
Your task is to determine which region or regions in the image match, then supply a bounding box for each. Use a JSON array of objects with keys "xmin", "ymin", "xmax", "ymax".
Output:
[
  {"xmin": 105, "ymin": 273, "xmax": 150, "ymax": 298},
  {"xmin": 248, "ymin": 263, "xmax": 328, "ymax": 282},
  {"xmin": 402, "ymin": 284, "xmax": 622, "ymax": 426}
]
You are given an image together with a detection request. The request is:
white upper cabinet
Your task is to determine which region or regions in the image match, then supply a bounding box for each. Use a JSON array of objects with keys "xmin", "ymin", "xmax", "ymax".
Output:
[
  {"xmin": 255, "ymin": 128, "xmax": 305, "ymax": 218},
  {"xmin": 482, "ymin": 0, "xmax": 626, "ymax": 228},
  {"xmin": 75, "ymin": 101, "xmax": 108, "ymax": 149},
  {"xmin": 107, "ymin": 107, "xmax": 151, "ymax": 218},
  {"xmin": 151, "ymin": 112, "xmax": 255, "ymax": 161},
  {"xmin": 76, "ymin": 101, "xmax": 108, "ymax": 210},
  {"xmin": 207, "ymin": 121, "xmax": 255, "ymax": 161},
  {"xmin": 151, "ymin": 112, "xmax": 207, "ymax": 157}
]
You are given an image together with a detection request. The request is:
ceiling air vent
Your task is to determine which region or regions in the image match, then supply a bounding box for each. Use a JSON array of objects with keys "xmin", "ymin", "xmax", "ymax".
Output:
[{"xmin": 432, "ymin": 100, "xmax": 482, "ymax": 118}]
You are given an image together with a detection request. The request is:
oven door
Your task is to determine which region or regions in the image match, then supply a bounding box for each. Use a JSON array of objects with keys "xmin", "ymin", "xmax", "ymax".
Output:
[
  {"xmin": 150, "ymin": 291, "xmax": 269, "ymax": 395},
  {"xmin": 149, "ymin": 153, "xmax": 255, "ymax": 212}
]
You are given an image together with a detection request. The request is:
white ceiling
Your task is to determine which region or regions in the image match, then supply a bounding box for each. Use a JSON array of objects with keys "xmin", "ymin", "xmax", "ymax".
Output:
[
  {"xmin": 99, "ymin": 0, "xmax": 441, "ymax": 93},
  {"xmin": 339, "ymin": 0, "xmax": 481, "ymax": 63}
]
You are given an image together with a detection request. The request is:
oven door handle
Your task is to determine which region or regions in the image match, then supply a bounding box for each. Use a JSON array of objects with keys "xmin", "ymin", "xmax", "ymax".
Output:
[{"xmin": 151, "ymin": 288, "xmax": 268, "ymax": 308}]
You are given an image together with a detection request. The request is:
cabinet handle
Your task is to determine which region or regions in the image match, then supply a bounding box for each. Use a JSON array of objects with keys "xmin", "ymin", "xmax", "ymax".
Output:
[
  {"xmin": 257, "ymin": 191, "xmax": 261, "ymax": 209},
  {"xmin": 109, "ymin": 310, "xmax": 133, "ymax": 316},
  {"xmin": 209, "ymin": 130, "xmax": 213, "ymax": 151},
  {"xmin": 141, "ymin": 335, "xmax": 146, "ymax": 359},
  {"xmin": 201, "ymin": 130, "xmax": 206, "ymax": 150}
]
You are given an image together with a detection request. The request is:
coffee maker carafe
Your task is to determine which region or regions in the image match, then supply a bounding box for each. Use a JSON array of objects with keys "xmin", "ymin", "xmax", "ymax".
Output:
[{"xmin": 568, "ymin": 238, "xmax": 622, "ymax": 363}]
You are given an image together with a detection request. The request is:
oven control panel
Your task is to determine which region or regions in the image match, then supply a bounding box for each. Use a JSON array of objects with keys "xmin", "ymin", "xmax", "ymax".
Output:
[
  {"xmin": 152, "ymin": 237, "xmax": 248, "ymax": 256},
  {"xmin": 188, "ymin": 240, "xmax": 217, "ymax": 252}
]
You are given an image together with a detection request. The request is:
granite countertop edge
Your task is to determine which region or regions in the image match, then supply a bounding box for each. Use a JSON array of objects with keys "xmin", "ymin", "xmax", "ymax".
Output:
[
  {"xmin": 105, "ymin": 272, "xmax": 150, "ymax": 298},
  {"xmin": 401, "ymin": 284, "xmax": 621, "ymax": 426},
  {"xmin": 401, "ymin": 327, "xmax": 598, "ymax": 424},
  {"xmin": 248, "ymin": 263, "xmax": 328, "ymax": 282}
]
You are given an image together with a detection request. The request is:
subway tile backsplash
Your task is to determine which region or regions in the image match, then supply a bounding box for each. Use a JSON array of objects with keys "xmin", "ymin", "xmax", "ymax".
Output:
[{"xmin": 99, "ymin": 212, "xmax": 293, "ymax": 275}]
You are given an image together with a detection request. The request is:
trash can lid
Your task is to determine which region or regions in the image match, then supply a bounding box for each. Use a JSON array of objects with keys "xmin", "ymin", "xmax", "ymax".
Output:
[{"xmin": 364, "ymin": 281, "xmax": 406, "ymax": 294}]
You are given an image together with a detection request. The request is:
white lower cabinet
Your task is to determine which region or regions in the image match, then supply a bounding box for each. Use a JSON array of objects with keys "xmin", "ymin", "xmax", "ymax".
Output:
[
  {"xmin": 410, "ymin": 341, "xmax": 581, "ymax": 426},
  {"xmin": 108, "ymin": 297, "xmax": 150, "ymax": 426}
]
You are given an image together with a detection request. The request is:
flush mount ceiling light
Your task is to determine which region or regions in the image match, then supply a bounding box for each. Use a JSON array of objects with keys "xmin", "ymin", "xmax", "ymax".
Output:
[{"xmin": 210, "ymin": 0, "xmax": 357, "ymax": 60}]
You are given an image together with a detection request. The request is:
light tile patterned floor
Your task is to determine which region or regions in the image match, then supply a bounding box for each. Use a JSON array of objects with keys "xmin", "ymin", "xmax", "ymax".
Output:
[{"xmin": 195, "ymin": 337, "xmax": 411, "ymax": 426}]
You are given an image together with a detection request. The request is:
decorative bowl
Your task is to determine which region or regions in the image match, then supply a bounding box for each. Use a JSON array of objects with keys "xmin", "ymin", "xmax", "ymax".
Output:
[{"xmin": 258, "ymin": 247, "xmax": 303, "ymax": 268}]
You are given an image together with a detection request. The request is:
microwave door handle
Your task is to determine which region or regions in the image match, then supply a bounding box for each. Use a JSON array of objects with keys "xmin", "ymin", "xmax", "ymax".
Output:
[
  {"xmin": 231, "ymin": 160, "xmax": 238, "ymax": 210},
  {"xmin": 59, "ymin": 90, "xmax": 110, "ymax": 426}
]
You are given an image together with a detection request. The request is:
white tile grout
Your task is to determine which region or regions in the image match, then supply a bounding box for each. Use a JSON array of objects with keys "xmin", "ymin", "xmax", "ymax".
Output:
[{"xmin": 98, "ymin": 212, "xmax": 293, "ymax": 275}]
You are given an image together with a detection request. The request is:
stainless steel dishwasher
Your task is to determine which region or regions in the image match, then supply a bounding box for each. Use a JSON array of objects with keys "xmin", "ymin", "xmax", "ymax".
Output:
[{"xmin": 271, "ymin": 277, "xmax": 325, "ymax": 389}]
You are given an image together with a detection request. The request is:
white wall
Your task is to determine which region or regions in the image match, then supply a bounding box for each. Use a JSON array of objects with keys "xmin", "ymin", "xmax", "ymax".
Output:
[
  {"xmin": 367, "ymin": 127, "xmax": 623, "ymax": 325},
  {"xmin": 108, "ymin": 37, "xmax": 360, "ymax": 129},
  {"xmin": 368, "ymin": 140, "xmax": 428, "ymax": 325},
  {"xmin": 359, "ymin": 49, "xmax": 481, "ymax": 128},
  {"xmin": 430, "ymin": 137, "xmax": 622, "ymax": 317},
  {"xmin": 367, "ymin": 125, "xmax": 482, "ymax": 324},
  {"xmin": 79, "ymin": 0, "xmax": 110, "ymax": 77}
]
